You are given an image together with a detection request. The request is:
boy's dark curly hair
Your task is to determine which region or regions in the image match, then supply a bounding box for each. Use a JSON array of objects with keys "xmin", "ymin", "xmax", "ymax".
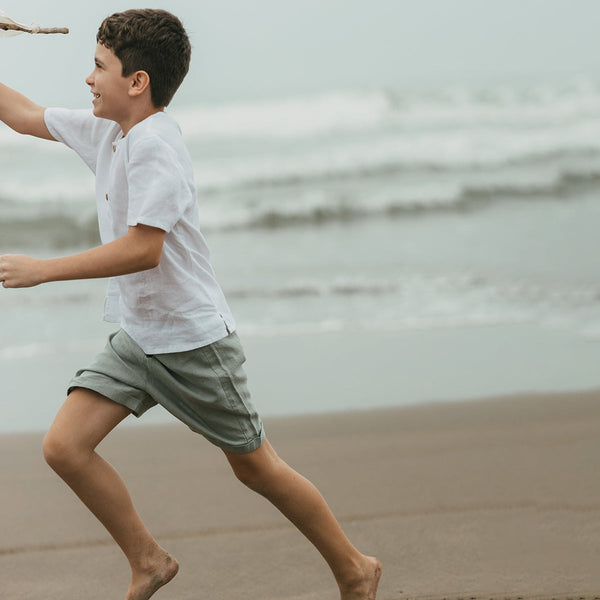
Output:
[{"xmin": 97, "ymin": 9, "xmax": 191, "ymax": 108}]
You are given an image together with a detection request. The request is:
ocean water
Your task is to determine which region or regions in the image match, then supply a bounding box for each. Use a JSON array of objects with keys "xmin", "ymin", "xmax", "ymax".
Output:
[{"xmin": 2, "ymin": 80, "xmax": 600, "ymax": 431}]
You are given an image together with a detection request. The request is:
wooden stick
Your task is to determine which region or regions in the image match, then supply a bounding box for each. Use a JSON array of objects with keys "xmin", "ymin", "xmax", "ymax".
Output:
[{"xmin": 0, "ymin": 22, "xmax": 69, "ymax": 34}]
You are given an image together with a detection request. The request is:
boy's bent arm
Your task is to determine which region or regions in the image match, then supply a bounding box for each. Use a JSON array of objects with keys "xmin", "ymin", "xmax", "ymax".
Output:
[
  {"xmin": 0, "ymin": 224, "xmax": 165, "ymax": 288},
  {"xmin": 0, "ymin": 82, "xmax": 54, "ymax": 140}
]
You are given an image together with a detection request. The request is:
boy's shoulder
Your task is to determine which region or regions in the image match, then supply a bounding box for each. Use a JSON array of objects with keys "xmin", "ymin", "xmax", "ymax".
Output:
[
  {"xmin": 123, "ymin": 112, "xmax": 193, "ymax": 181},
  {"xmin": 128, "ymin": 111, "xmax": 182, "ymax": 143},
  {"xmin": 125, "ymin": 111, "xmax": 189, "ymax": 168}
]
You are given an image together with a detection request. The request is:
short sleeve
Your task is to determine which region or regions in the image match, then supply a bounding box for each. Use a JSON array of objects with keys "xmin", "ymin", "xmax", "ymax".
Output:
[
  {"xmin": 44, "ymin": 108, "xmax": 117, "ymax": 173},
  {"xmin": 125, "ymin": 135, "xmax": 192, "ymax": 233}
]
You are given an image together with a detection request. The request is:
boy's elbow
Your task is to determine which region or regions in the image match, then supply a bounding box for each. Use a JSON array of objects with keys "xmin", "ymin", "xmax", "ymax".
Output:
[
  {"xmin": 140, "ymin": 248, "xmax": 162, "ymax": 270},
  {"xmin": 148, "ymin": 241, "xmax": 164, "ymax": 269},
  {"xmin": 127, "ymin": 224, "xmax": 165, "ymax": 271},
  {"xmin": 127, "ymin": 242, "xmax": 161, "ymax": 272},
  {"xmin": 148, "ymin": 253, "xmax": 162, "ymax": 269}
]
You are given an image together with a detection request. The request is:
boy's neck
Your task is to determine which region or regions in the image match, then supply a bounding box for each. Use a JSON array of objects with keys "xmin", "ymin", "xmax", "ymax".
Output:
[{"xmin": 119, "ymin": 106, "xmax": 164, "ymax": 137}]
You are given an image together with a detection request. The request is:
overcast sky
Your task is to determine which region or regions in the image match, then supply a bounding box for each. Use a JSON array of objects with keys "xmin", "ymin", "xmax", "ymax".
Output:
[{"xmin": 1, "ymin": 0, "xmax": 600, "ymax": 108}]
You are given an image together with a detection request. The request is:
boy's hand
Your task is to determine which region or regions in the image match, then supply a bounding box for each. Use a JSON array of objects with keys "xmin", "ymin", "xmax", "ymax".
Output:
[{"xmin": 0, "ymin": 254, "xmax": 43, "ymax": 288}]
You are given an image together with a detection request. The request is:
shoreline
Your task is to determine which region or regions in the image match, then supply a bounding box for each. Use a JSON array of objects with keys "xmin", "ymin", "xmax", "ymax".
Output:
[
  {"xmin": 3, "ymin": 388, "xmax": 600, "ymax": 598},
  {"xmin": 4, "ymin": 322, "xmax": 600, "ymax": 435}
]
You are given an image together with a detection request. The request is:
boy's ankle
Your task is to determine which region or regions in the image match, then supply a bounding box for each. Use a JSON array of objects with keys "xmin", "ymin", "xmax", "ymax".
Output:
[
  {"xmin": 337, "ymin": 555, "xmax": 382, "ymax": 599},
  {"xmin": 129, "ymin": 542, "xmax": 168, "ymax": 573}
]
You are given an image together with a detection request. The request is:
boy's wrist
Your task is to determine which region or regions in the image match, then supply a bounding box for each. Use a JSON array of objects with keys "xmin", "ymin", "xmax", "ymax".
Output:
[{"xmin": 37, "ymin": 258, "xmax": 51, "ymax": 284}]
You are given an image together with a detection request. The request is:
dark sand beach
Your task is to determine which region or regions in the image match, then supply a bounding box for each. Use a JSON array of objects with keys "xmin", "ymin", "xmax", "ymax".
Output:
[{"xmin": 2, "ymin": 389, "xmax": 600, "ymax": 599}]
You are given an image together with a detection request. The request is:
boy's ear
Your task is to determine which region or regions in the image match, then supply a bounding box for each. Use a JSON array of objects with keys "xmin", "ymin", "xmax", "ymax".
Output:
[{"xmin": 128, "ymin": 70, "xmax": 151, "ymax": 99}]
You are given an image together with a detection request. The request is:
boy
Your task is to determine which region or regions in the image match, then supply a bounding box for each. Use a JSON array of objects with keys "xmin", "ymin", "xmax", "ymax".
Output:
[{"xmin": 0, "ymin": 9, "xmax": 381, "ymax": 600}]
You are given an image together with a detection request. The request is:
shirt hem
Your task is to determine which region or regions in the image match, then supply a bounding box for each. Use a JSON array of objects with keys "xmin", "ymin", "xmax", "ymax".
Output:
[{"xmin": 121, "ymin": 322, "xmax": 236, "ymax": 355}]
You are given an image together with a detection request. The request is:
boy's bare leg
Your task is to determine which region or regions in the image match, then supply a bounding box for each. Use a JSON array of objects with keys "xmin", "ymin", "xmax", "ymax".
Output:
[
  {"xmin": 42, "ymin": 389, "xmax": 178, "ymax": 600},
  {"xmin": 224, "ymin": 439, "xmax": 382, "ymax": 600}
]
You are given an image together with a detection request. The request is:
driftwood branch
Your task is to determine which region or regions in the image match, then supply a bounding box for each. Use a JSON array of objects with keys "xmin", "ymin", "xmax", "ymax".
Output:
[{"xmin": 0, "ymin": 22, "xmax": 68, "ymax": 34}]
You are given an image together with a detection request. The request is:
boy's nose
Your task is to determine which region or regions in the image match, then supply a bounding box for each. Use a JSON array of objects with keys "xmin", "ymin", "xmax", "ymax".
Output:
[{"xmin": 85, "ymin": 73, "xmax": 94, "ymax": 86}]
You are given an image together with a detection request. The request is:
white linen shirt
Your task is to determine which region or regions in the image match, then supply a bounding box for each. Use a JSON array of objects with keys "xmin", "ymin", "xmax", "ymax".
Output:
[{"xmin": 44, "ymin": 108, "xmax": 236, "ymax": 354}]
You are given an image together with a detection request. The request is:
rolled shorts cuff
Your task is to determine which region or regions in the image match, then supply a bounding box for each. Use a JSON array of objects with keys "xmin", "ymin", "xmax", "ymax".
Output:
[
  {"xmin": 213, "ymin": 427, "xmax": 266, "ymax": 454},
  {"xmin": 67, "ymin": 374, "xmax": 155, "ymax": 418}
]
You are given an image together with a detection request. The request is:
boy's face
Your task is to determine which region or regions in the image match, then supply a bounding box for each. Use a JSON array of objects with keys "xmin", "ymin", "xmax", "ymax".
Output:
[{"xmin": 85, "ymin": 43, "xmax": 132, "ymax": 123}]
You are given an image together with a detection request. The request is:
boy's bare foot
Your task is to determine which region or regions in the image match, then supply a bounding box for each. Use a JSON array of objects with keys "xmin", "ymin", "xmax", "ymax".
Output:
[
  {"xmin": 339, "ymin": 556, "xmax": 382, "ymax": 600},
  {"xmin": 125, "ymin": 550, "xmax": 179, "ymax": 600}
]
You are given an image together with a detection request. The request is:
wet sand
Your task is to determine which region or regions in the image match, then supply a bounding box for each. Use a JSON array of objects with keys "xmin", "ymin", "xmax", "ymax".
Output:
[{"xmin": 2, "ymin": 389, "xmax": 600, "ymax": 599}]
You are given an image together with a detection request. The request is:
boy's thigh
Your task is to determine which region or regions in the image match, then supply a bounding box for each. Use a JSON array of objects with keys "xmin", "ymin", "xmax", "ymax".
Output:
[
  {"xmin": 48, "ymin": 388, "xmax": 131, "ymax": 448},
  {"xmin": 68, "ymin": 329, "xmax": 158, "ymax": 418},
  {"xmin": 150, "ymin": 332, "xmax": 265, "ymax": 454}
]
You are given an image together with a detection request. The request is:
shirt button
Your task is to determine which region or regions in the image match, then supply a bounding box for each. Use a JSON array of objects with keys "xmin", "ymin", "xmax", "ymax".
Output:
[{"xmin": 105, "ymin": 193, "xmax": 109, "ymax": 201}]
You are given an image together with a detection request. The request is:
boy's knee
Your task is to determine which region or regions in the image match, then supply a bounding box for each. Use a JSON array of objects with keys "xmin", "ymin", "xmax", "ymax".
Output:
[
  {"xmin": 227, "ymin": 446, "xmax": 282, "ymax": 495},
  {"xmin": 42, "ymin": 431, "xmax": 86, "ymax": 474},
  {"xmin": 231, "ymin": 460, "xmax": 262, "ymax": 491}
]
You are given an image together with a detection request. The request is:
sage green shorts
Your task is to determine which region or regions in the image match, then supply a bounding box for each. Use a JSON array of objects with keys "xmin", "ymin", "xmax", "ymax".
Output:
[{"xmin": 68, "ymin": 329, "xmax": 265, "ymax": 454}]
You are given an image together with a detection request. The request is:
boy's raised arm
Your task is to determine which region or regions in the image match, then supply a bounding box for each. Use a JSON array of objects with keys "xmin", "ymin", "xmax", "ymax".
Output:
[{"xmin": 0, "ymin": 82, "xmax": 55, "ymax": 140}]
